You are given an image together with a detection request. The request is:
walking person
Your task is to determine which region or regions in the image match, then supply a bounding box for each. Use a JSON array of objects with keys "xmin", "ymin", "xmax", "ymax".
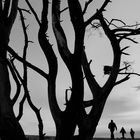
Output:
[
  {"xmin": 108, "ymin": 120, "xmax": 117, "ymax": 139},
  {"xmin": 120, "ymin": 127, "xmax": 126, "ymax": 139},
  {"xmin": 130, "ymin": 128, "xmax": 135, "ymax": 139}
]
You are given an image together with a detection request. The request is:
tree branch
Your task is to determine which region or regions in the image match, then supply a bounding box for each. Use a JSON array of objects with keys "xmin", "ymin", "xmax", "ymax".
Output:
[
  {"xmin": 8, "ymin": 0, "xmax": 19, "ymax": 27},
  {"xmin": 82, "ymin": 50, "xmax": 101, "ymax": 98},
  {"xmin": 119, "ymin": 72, "xmax": 140, "ymax": 77},
  {"xmin": 83, "ymin": 99, "xmax": 94, "ymax": 108},
  {"xmin": 8, "ymin": 56, "xmax": 26, "ymax": 121},
  {"xmin": 119, "ymin": 36, "xmax": 138, "ymax": 43},
  {"xmin": 83, "ymin": 0, "xmax": 94, "ymax": 15},
  {"xmin": 67, "ymin": 0, "xmax": 84, "ymax": 33},
  {"xmin": 7, "ymin": 59, "xmax": 21, "ymax": 106},
  {"xmin": 85, "ymin": 0, "xmax": 111, "ymax": 26},
  {"xmin": 10, "ymin": 59, "xmax": 26, "ymax": 121},
  {"xmin": 24, "ymin": 0, "xmax": 41, "ymax": 26},
  {"xmin": 6, "ymin": 45, "xmax": 48, "ymax": 79},
  {"xmin": 115, "ymin": 74, "xmax": 130, "ymax": 86},
  {"xmin": 16, "ymin": 94, "xmax": 26, "ymax": 121},
  {"xmin": 60, "ymin": 7, "xmax": 68, "ymax": 14},
  {"xmin": 18, "ymin": 8, "xmax": 29, "ymax": 82},
  {"xmin": 110, "ymin": 23, "xmax": 140, "ymax": 43},
  {"xmin": 39, "ymin": 0, "xmax": 61, "ymax": 122},
  {"xmin": 119, "ymin": 65, "xmax": 131, "ymax": 72},
  {"xmin": 3, "ymin": 0, "xmax": 10, "ymax": 17},
  {"xmin": 18, "ymin": 7, "xmax": 45, "ymax": 138},
  {"xmin": 67, "ymin": 0, "xmax": 86, "ymax": 56},
  {"xmin": 98, "ymin": 13, "xmax": 121, "ymax": 97},
  {"xmin": 52, "ymin": 0, "xmax": 72, "ymax": 65}
]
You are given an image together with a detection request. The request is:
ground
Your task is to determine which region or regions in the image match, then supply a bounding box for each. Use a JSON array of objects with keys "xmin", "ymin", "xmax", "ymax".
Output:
[{"xmin": 26, "ymin": 136, "xmax": 140, "ymax": 140}]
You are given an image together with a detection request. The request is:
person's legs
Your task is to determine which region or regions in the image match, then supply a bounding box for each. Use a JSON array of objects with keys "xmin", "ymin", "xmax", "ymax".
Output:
[
  {"xmin": 111, "ymin": 131, "xmax": 114, "ymax": 139},
  {"xmin": 132, "ymin": 134, "xmax": 134, "ymax": 139},
  {"xmin": 122, "ymin": 133, "xmax": 124, "ymax": 139}
]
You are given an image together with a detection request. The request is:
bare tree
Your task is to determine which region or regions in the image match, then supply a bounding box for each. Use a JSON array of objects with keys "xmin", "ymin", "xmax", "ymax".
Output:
[
  {"xmin": 0, "ymin": 0, "xmax": 26, "ymax": 140},
  {"xmin": 8, "ymin": 8, "xmax": 45, "ymax": 140},
  {"xmin": 52, "ymin": 1, "xmax": 109, "ymax": 140},
  {"xmin": 52, "ymin": 0, "xmax": 84, "ymax": 138},
  {"xmin": 52, "ymin": 0, "xmax": 140, "ymax": 140},
  {"xmin": 3, "ymin": 1, "xmax": 140, "ymax": 140},
  {"xmin": 79, "ymin": 6, "xmax": 140, "ymax": 140}
]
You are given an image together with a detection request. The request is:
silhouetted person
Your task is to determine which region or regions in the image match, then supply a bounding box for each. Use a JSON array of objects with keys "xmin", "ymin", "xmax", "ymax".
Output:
[
  {"xmin": 108, "ymin": 120, "xmax": 117, "ymax": 139},
  {"xmin": 120, "ymin": 127, "xmax": 126, "ymax": 139},
  {"xmin": 130, "ymin": 128, "xmax": 135, "ymax": 139}
]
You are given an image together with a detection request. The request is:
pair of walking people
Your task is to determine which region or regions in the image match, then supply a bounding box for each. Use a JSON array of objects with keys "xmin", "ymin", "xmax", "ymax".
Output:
[
  {"xmin": 108, "ymin": 120, "xmax": 135, "ymax": 139},
  {"xmin": 119, "ymin": 127, "xmax": 135, "ymax": 139}
]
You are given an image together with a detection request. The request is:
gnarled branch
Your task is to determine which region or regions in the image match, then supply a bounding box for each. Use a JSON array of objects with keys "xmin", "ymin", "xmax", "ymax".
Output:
[{"xmin": 85, "ymin": 0, "xmax": 111, "ymax": 26}]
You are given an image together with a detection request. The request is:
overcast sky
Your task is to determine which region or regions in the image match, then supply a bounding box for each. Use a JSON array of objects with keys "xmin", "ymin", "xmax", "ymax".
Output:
[{"xmin": 9, "ymin": 0, "xmax": 140, "ymax": 138}]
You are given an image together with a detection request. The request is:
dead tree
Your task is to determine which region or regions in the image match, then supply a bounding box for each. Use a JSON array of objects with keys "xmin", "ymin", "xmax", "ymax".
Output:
[
  {"xmin": 0, "ymin": 1, "xmax": 26, "ymax": 140},
  {"xmin": 52, "ymin": 0, "xmax": 140, "ymax": 140},
  {"xmin": 6, "ymin": 8, "xmax": 45, "ymax": 140},
  {"xmin": 52, "ymin": 0, "xmax": 85, "ymax": 139},
  {"xmin": 24, "ymin": 0, "xmax": 59, "ymax": 139},
  {"xmin": 52, "ymin": 1, "xmax": 111, "ymax": 140},
  {"xmin": 24, "ymin": 0, "xmax": 82, "ymax": 139},
  {"xmin": 18, "ymin": 8, "xmax": 45, "ymax": 140},
  {"xmin": 3, "ymin": 1, "xmax": 140, "ymax": 140},
  {"xmin": 78, "ymin": 11, "xmax": 140, "ymax": 140}
]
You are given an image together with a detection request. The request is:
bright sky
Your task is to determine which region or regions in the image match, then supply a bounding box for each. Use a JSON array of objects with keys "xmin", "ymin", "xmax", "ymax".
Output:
[{"xmin": 9, "ymin": 0, "xmax": 140, "ymax": 138}]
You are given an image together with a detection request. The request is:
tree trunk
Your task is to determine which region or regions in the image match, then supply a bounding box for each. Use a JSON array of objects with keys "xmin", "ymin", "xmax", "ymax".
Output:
[
  {"xmin": 0, "ymin": 53, "xmax": 26, "ymax": 140},
  {"xmin": 0, "ymin": 23, "xmax": 26, "ymax": 139},
  {"xmin": 49, "ymin": 76, "xmax": 80, "ymax": 140},
  {"xmin": 55, "ymin": 113, "xmax": 77, "ymax": 140},
  {"xmin": 78, "ymin": 122, "xmax": 97, "ymax": 140},
  {"xmin": 48, "ymin": 61, "xmax": 84, "ymax": 140},
  {"xmin": 78, "ymin": 99, "xmax": 106, "ymax": 140}
]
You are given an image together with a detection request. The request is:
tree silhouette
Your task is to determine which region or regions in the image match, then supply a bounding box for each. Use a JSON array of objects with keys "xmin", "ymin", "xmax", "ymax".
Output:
[
  {"xmin": 3, "ymin": 0, "xmax": 140, "ymax": 140},
  {"xmin": 52, "ymin": 0, "xmax": 85, "ymax": 139},
  {"xmin": 52, "ymin": 0, "xmax": 140, "ymax": 140},
  {"xmin": 10, "ymin": 7, "xmax": 45, "ymax": 140},
  {"xmin": 0, "ymin": 0, "xmax": 26, "ymax": 140}
]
